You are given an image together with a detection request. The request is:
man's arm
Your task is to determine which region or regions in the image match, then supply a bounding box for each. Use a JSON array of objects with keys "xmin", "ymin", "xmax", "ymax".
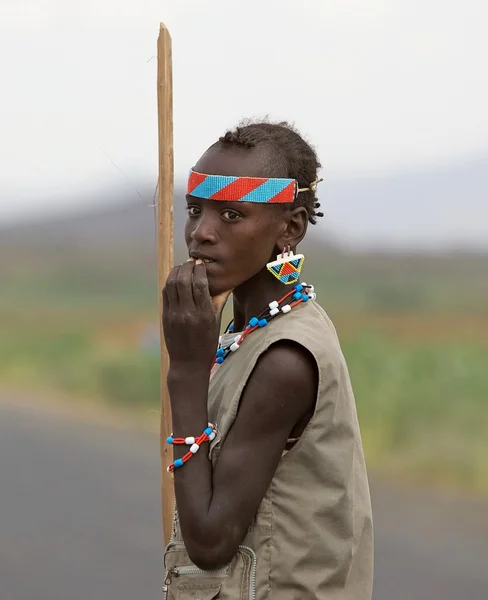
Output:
[{"xmin": 168, "ymin": 340, "xmax": 318, "ymax": 570}]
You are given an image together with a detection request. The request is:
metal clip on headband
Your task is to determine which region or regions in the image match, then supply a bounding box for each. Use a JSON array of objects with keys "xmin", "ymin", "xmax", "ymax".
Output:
[
  {"xmin": 187, "ymin": 169, "xmax": 322, "ymax": 204},
  {"xmin": 298, "ymin": 178, "xmax": 324, "ymax": 194}
]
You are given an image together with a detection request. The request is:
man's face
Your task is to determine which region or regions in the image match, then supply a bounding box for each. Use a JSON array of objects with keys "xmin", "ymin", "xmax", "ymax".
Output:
[{"xmin": 185, "ymin": 145, "xmax": 287, "ymax": 296}]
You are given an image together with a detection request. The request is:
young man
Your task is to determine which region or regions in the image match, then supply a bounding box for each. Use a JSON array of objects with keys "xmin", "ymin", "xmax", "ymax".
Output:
[{"xmin": 162, "ymin": 120, "xmax": 373, "ymax": 599}]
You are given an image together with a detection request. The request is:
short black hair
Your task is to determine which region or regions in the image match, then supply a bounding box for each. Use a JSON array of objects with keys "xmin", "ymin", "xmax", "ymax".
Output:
[{"xmin": 218, "ymin": 119, "xmax": 324, "ymax": 224}]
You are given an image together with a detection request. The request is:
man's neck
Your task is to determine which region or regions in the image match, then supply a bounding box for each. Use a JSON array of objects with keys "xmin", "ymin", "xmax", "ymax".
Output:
[{"xmin": 232, "ymin": 269, "xmax": 292, "ymax": 332}]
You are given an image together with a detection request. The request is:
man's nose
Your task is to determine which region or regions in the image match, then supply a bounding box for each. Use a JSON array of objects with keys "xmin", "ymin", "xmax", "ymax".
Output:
[{"xmin": 190, "ymin": 213, "xmax": 218, "ymax": 244}]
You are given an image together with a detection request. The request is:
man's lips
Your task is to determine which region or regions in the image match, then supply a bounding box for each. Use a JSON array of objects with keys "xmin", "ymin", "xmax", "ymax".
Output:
[{"xmin": 189, "ymin": 253, "xmax": 217, "ymax": 264}]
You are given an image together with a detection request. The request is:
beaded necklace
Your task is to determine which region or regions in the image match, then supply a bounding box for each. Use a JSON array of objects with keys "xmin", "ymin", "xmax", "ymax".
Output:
[{"xmin": 212, "ymin": 282, "xmax": 316, "ymax": 368}]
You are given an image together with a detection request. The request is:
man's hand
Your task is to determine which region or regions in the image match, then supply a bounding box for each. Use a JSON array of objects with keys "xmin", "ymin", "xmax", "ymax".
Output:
[{"xmin": 162, "ymin": 259, "xmax": 231, "ymax": 371}]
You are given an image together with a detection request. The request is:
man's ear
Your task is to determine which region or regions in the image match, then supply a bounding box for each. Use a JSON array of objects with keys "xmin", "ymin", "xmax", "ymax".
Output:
[{"xmin": 276, "ymin": 207, "xmax": 309, "ymax": 250}]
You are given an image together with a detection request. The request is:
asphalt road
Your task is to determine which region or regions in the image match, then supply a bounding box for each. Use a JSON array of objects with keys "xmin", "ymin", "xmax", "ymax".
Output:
[{"xmin": 1, "ymin": 402, "xmax": 487, "ymax": 600}]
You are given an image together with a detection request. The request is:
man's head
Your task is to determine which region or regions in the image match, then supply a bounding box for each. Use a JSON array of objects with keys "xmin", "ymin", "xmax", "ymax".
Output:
[{"xmin": 185, "ymin": 120, "xmax": 322, "ymax": 295}]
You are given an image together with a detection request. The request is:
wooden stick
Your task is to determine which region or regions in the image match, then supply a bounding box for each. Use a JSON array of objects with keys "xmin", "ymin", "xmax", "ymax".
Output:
[{"xmin": 157, "ymin": 22, "xmax": 175, "ymax": 548}]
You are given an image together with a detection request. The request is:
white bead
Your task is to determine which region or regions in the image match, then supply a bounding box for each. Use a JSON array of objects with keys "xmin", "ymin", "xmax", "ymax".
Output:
[
  {"xmin": 190, "ymin": 443, "xmax": 200, "ymax": 454},
  {"xmin": 307, "ymin": 285, "xmax": 315, "ymax": 293},
  {"xmin": 301, "ymin": 282, "xmax": 307, "ymax": 287},
  {"xmin": 270, "ymin": 307, "xmax": 280, "ymax": 316},
  {"xmin": 234, "ymin": 335, "xmax": 241, "ymax": 342},
  {"xmin": 310, "ymin": 293, "xmax": 317, "ymax": 301},
  {"xmin": 230, "ymin": 342, "xmax": 240, "ymax": 352},
  {"xmin": 209, "ymin": 432, "xmax": 216, "ymax": 441},
  {"xmin": 208, "ymin": 422, "xmax": 213, "ymax": 428},
  {"xmin": 281, "ymin": 305, "xmax": 292, "ymax": 314},
  {"xmin": 269, "ymin": 300, "xmax": 279, "ymax": 310},
  {"xmin": 185, "ymin": 437, "xmax": 195, "ymax": 445}
]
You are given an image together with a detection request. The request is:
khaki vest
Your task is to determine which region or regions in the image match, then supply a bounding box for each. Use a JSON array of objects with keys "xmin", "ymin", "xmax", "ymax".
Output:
[{"xmin": 164, "ymin": 300, "xmax": 374, "ymax": 600}]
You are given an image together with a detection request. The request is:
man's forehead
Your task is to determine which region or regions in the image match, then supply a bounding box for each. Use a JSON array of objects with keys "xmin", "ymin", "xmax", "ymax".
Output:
[{"xmin": 194, "ymin": 144, "xmax": 278, "ymax": 178}]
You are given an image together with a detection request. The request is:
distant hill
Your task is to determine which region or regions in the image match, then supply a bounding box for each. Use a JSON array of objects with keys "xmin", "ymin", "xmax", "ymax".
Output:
[
  {"xmin": 1, "ymin": 153, "xmax": 487, "ymax": 251},
  {"xmin": 0, "ymin": 185, "xmax": 339, "ymax": 266},
  {"xmin": 1, "ymin": 181, "xmax": 487, "ymax": 316},
  {"xmin": 1, "ymin": 155, "xmax": 487, "ymax": 316},
  {"xmin": 320, "ymin": 155, "xmax": 488, "ymax": 250},
  {"xmin": 0, "ymin": 186, "xmax": 164, "ymax": 250}
]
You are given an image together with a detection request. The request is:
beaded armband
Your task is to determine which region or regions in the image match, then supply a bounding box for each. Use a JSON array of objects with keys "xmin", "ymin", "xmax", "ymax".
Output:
[{"xmin": 166, "ymin": 423, "xmax": 216, "ymax": 472}]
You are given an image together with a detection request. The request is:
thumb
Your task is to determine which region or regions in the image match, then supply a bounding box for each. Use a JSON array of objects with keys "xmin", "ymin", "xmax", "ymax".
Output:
[{"xmin": 211, "ymin": 289, "xmax": 232, "ymax": 315}]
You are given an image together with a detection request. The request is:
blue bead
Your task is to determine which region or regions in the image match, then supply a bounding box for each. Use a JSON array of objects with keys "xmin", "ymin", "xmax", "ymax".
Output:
[
  {"xmin": 293, "ymin": 291, "xmax": 302, "ymax": 301},
  {"xmin": 174, "ymin": 459, "xmax": 184, "ymax": 468},
  {"xmin": 249, "ymin": 317, "xmax": 259, "ymax": 327},
  {"xmin": 301, "ymin": 293, "xmax": 309, "ymax": 302},
  {"xmin": 258, "ymin": 318, "xmax": 268, "ymax": 327},
  {"xmin": 216, "ymin": 357, "xmax": 224, "ymax": 364},
  {"xmin": 204, "ymin": 427, "xmax": 213, "ymax": 436},
  {"xmin": 166, "ymin": 436, "xmax": 174, "ymax": 445},
  {"xmin": 216, "ymin": 348, "xmax": 225, "ymax": 357},
  {"xmin": 294, "ymin": 283, "xmax": 303, "ymax": 292},
  {"xmin": 228, "ymin": 323, "xmax": 234, "ymax": 332}
]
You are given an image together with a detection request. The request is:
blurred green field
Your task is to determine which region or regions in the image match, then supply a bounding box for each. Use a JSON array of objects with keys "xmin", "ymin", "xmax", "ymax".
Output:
[{"xmin": 1, "ymin": 209, "xmax": 487, "ymax": 492}]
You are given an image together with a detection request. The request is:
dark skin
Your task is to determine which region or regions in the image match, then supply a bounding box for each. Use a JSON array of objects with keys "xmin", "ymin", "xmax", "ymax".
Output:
[{"xmin": 162, "ymin": 143, "xmax": 318, "ymax": 570}]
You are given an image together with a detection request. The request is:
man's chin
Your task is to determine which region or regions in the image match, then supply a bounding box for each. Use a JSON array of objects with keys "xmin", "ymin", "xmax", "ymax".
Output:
[
  {"xmin": 208, "ymin": 282, "xmax": 226, "ymax": 299},
  {"xmin": 207, "ymin": 276, "xmax": 232, "ymax": 300}
]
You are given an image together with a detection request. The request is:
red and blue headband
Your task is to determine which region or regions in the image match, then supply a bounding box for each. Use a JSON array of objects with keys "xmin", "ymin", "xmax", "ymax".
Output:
[{"xmin": 187, "ymin": 168, "xmax": 299, "ymax": 204}]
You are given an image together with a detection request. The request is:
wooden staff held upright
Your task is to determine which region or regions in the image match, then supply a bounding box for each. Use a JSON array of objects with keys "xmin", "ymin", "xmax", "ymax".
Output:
[{"xmin": 157, "ymin": 23, "xmax": 175, "ymax": 548}]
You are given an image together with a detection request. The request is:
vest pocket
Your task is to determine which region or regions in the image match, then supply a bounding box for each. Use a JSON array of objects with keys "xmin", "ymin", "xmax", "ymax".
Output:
[
  {"xmin": 164, "ymin": 542, "xmax": 256, "ymax": 600},
  {"xmin": 172, "ymin": 582, "xmax": 221, "ymax": 600}
]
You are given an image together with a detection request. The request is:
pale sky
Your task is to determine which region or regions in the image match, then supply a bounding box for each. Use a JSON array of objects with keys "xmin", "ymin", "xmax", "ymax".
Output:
[{"xmin": 1, "ymin": 0, "xmax": 487, "ymax": 227}]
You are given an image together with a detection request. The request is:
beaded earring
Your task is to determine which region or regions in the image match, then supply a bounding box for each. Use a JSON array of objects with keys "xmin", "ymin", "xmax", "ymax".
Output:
[{"xmin": 266, "ymin": 246, "xmax": 305, "ymax": 285}]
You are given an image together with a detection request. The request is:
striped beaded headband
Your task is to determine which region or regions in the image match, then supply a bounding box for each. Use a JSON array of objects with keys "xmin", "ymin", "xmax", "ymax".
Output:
[{"xmin": 187, "ymin": 168, "xmax": 322, "ymax": 204}]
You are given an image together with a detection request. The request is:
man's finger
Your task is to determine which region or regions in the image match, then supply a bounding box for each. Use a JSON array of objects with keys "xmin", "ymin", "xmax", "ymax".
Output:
[
  {"xmin": 176, "ymin": 260, "xmax": 196, "ymax": 308},
  {"xmin": 164, "ymin": 264, "xmax": 180, "ymax": 306},
  {"xmin": 192, "ymin": 260, "xmax": 212, "ymax": 308}
]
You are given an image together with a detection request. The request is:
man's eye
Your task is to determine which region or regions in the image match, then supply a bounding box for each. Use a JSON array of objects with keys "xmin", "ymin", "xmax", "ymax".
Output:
[
  {"xmin": 186, "ymin": 206, "xmax": 201, "ymax": 217},
  {"xmin": 221, "ymin": 210, "xmax": 242, "ymax": 221}
]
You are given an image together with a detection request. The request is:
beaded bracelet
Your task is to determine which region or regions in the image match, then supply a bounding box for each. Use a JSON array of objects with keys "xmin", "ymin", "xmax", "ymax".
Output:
[{"xmin": 166, "ymin": 423, "xmax": 216, "ymax": 473}]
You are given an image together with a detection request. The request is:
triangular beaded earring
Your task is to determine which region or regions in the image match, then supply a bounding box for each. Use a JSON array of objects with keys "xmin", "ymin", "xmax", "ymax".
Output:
[{"xmin": 266, "ymin": 246, "xmax": 305, "ymax": 285}]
